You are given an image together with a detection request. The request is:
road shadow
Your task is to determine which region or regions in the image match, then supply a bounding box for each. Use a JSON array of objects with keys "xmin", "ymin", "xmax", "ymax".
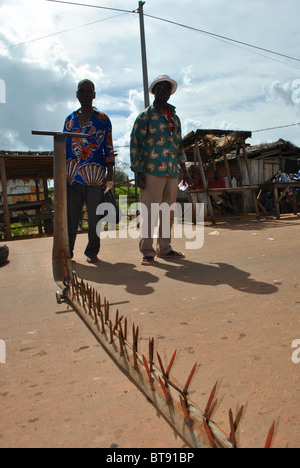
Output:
[
  {"xmin": 72, "ymin": 260, "xmax": 159, "ymax": 296},
  {"xmin": 154, "ymin": 258, "xmax": 278, "ymax": 295},
  {"xmin": 72, "ymin": 257, "xmax": 278, "ymax": 297},
  {"xmin": 207, "ymin": 215, "xmax": 300, "ymax": 232}
]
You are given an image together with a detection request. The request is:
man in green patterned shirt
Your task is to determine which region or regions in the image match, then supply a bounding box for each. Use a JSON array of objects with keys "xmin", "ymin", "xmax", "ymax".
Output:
[{"xmin": 130, "ymin": 75, "xmax": 190, "ymax": 266}]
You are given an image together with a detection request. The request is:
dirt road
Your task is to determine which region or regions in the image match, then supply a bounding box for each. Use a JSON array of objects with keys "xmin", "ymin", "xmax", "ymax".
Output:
[{"xmin": 0, "ymin": 215, "xmax": 299, "ymax": 448}]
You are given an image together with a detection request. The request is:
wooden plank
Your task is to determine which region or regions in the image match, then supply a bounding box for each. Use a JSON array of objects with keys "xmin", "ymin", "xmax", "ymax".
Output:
[
  {"xmin": 194, "ymin": 143, "xmax": 216, "ymax": 225},
  {"xmin": 241, "ymin": 142, "xmax": 260, "ymax": 217},
  {"xmin": 0, "ymin": 158, "xmax": 12, "ymax": 240}
]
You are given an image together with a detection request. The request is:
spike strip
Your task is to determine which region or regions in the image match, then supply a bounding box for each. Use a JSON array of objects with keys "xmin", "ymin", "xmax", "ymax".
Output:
[
  {"xmin": 65, "ymin": 273, "xmax": 278, "ymax": 449},
  {"xmin": 64, "ymin": 274, "xmax": 234, "ymax": 449}
]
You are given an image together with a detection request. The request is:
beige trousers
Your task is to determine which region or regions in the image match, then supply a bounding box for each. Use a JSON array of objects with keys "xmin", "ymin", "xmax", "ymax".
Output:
[{"xmin": 139, "ymin": 173, "xmax": 179, "ymax": 257}]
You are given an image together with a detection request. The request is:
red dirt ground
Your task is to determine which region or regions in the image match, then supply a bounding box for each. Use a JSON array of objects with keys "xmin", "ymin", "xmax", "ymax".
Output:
[{"xmin": 0, "ymin": 214, "xmax": 299, "ymax": 448}]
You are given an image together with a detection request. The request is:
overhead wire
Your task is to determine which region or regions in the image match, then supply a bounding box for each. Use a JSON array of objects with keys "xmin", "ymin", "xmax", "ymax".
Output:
[
  {"xmin": 252, "ymin": 122, "xmax": 300, "ymax": 133},
  {"xmin": 2, "ymin": 0, "xmax": 300, "ymax": 137},
  {"xmin": 46, "ymin": 0, "xmax": 300, "ymax": 64},
  {"xmin": 45, "ymin": 0, "xmax": 137, "ymax": 14},
  {"xmin": 0, "ymin": 11, "xmax": 131, "ymax": 51}
]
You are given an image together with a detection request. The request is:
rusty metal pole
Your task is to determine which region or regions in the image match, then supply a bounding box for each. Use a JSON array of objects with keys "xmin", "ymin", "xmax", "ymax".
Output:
[
  {"xmin": 32, "ymin": 131, "xmax": 85, "ymax": 296},
  {"xmin": 52, "ymin": 133, "xmax": 72, "ymax": 286}
]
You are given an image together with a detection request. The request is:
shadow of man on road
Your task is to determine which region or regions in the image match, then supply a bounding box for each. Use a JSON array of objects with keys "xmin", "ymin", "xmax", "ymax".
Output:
[{"xmin": 153, "ymin": 258, "xmax": 278, "ymax": 295}]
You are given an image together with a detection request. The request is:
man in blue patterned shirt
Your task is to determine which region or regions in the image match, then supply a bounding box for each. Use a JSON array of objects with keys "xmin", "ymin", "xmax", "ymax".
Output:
[
  {"xmin": 63, "ymin": 79, "xmax": 115, "ymax": 263},
  {"xmin": 130, "ymin": 75, "xmax": 190, "ymax": 265}
]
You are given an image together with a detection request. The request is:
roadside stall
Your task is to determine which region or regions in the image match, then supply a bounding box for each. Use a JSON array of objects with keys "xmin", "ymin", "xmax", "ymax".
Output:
[{"xmin": 0, "ymin": 151, "xmax": 54, "ymax": 240}]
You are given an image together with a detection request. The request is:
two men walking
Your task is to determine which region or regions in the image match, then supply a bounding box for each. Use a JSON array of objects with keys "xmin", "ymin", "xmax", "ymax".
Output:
[{"xmin": 64, "ymin": 75, "xmax": 189, "ymax": 266}]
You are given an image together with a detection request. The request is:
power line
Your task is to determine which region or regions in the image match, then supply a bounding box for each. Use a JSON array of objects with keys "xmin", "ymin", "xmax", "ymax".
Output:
[
  {"xmin": 45, "ymin": 0, "xmax": 137, "ymax": 14},
  {"xmin": 46, "ymin": 1, "xmax": 300, "ymax": 64},
  {"xmin": 1, "ymin": 0, "xmax": 299, "ymax": 70},
  {"xmin": 0, "ymin": 12, "xmax": 129, "ymax": 51},
  {"xmin": 252, "ymin": 122, "xmax": 300, "ymax": 133},
  {"xmin": 144, "ymin": 12, "xmax": 300, "ymax": 64}
]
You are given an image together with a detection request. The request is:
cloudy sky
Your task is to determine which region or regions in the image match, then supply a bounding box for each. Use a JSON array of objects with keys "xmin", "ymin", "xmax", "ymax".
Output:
[{"xmin": 1, "ymin": 0, "xmax": 300, "ymax": 168}]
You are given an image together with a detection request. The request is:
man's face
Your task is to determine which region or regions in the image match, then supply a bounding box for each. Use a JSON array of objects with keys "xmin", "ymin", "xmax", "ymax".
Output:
[
  {"xmin": 153, "ymin": 81, "xmax": 172, "ymax": 103},
  {"xmin": 76, "ymin": 82, "xmax": 95, "ymax": 107}
]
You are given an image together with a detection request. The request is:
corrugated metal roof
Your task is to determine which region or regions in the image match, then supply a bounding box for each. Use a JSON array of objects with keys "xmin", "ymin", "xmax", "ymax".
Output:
[{"xmin": 0, "ymin": 151, "xmax": 54, "ymax": 180}]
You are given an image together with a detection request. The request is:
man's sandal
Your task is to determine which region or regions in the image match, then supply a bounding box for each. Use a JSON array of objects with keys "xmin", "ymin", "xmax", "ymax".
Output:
[
  {"xmin": 157, "ymin": 250, "xmax": 185, "ymax": 259},
  {"xmin": 141, "ymin": 256, "xmax": 155, "ymax": 266},
  {"xmin": 87, "ymin": 256, "xmax": 100, "ymax": 264}
]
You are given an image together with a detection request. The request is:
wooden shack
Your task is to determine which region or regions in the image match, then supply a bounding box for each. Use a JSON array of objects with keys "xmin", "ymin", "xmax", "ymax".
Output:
[
  {"xmin": 0, "ymin": 151, "xmax": 54, "ymax": 240},
  {"xmin": 209, "ymin": 138, "xmax": 300, "ymax": 214},
  {"xmin": 182, "ymin": 129, "xmax": 259, "ymax": 224}
]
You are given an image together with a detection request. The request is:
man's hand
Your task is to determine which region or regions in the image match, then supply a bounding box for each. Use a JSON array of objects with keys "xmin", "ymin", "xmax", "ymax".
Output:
[
  {"xmin": 136, "ymin": 172, "xmax": 147, "ymax": 190},
  {"xmin": 180, "ymin": 165, "xmax": 192, "ymax": 186},
  {"xmin": 102, "ymin": 163, "xmax": 114, "ymax": 190}
]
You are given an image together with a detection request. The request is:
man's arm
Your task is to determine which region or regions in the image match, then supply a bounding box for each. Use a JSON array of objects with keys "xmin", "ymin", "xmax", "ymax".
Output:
[{"xmin": 102, "ymin": 117, "xmax": 115, "ymax": 189}]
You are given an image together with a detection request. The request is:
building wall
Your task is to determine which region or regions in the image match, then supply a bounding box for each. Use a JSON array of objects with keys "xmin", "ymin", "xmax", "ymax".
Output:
[{"xmin": 0, "ymin": 180, "xmax": 44, "ymax": 205}]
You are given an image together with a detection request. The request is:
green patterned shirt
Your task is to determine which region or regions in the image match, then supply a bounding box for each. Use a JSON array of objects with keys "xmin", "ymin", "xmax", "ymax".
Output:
[{"xmin": 130, "ymin": 104, "xmax": 187, "ymax": 178}]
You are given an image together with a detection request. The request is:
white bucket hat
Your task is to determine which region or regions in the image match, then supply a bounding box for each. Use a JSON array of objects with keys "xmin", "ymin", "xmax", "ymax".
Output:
[{"xmin": 149, "ymin": 75, "xmax": 178, "ymax": 95}]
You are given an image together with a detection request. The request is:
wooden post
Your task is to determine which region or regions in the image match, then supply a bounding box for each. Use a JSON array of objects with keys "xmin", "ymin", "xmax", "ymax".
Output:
[
  {"xmin": 292, "ymin": 187, "xmax": 297, "ymax": 215},
  {"xmin": 241, "ymin": 141, "xmax": 260, "ymax": 218},
  {"xmin": 273, "ymin": 187, "xmax": 280, "ymax": 219},
  {"xmin": 194, "ymin": 142, "xmax": 216, "ymax": 225},
  {"xmin": 223, "ymin": 151, "xmax": 239, "ymax": 214},
  {"xmin": 0, "ymin": 157, "xmax": 12, "ymax": 241}
]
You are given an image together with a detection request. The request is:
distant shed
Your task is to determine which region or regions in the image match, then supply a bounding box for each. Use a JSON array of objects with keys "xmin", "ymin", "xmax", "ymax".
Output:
[
  {"xmin": 182, "ymin": 129, "xmax": 259, "ymax": 223},
  {"xmin": 182, "ymin": 132, "xmax": 300, "ymax": 222},
  {"xmin": 0, "ymin": 151, "xmax": 54, "ymax": 240}
]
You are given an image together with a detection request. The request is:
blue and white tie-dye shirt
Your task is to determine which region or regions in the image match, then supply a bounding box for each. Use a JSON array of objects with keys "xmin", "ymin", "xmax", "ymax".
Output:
[{"xmin": 63, "ymin": 107, "xmax": 115, "ymax": 186}]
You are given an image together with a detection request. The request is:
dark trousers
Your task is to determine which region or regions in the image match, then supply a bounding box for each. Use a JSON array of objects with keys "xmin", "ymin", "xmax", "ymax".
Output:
[{"xmin": 67, "ymin": 184, "xmax": 105, "ymax": 258}]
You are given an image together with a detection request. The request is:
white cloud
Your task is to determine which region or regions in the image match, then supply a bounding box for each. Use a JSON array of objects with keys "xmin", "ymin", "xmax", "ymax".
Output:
[{"xmin": 1, "ymin": 0, "xmax": 300, "ymax": 157}]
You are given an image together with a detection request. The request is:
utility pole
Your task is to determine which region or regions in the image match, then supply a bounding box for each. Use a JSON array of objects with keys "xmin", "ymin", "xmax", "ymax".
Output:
[{"xmin": 138, "ymin": 1, "xmax": 150, "ymax": 108}]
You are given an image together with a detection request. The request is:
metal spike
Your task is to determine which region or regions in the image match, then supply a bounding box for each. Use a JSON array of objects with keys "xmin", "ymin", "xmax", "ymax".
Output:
[
  {"xmin": 114, "ymin": 309, "xmax": 119, "ymax": 329},
  {"xmin": 114, "ymin": 315, "xmax": 124, "ymax": 333},
  {"xmin": 264, "ymin": 420, "xmax": 275, "ymax": 449},
  {"xmin": 206, "ymin": 399, "xmax": 218, "ymax": 422},
  {"xmin": 93, "ymin": 306, "xmax": 98, "ymax": 325},
  {"xmin": 124, "ymin": 317, "xmax": 127, "ymax": 341},
  {"xmin": 156, "ymin": 352, "xmax": 166, "ymax": 378},
  {"xmin": 118, "ymin": 322, "xmax": 125, "ymax": 356},
  {"xmin": 204, "ymin": 380, "xmax": 218, "ymax": 420},
  {"xmin": 142, "ymin": 355, "xmax": 154, "ymax": 383},
  {"xmin": 166, "ymin": 350, "xmax": 177, "ymax": 378},
  {"xmin": 132, "ymin": 341, "xmax": 138, "ymax": 369},
  {"xmin": 104, "ymin": 298, "xmax": 109, "ymax": 323},
  {"xmin": 183, "ymin": 363, "xmax": 197, "ymax": 395},
  {"xmin": 132, "ymin": 324, "xmax": 139, "ymax": 354},
  {"xmin": 109, "ymin": 320, "xmax": 114, "ymax": 344},
  {"xmin": 179, "ymin": 395, "xmax": 193, "ymax": 427},
  {"xmin": 234, "ymin": 405, "xmax": 244, "ymax": 432},
  {"xmin": 149, "ymin": 337, "xmax": 154, "ymax": 372},
  {"xmin": 229, "ymin": 409, "xmax": 237, "ymax": 448},
  {"xmin": 99, "ymin": 308, "xmax": 105, "ymax": 333},
  {"xmin": 135, "ymin": 326, "xmax": 139, "ymax": 353},
  {"xmin": 159, "ymin": 376, "xmax": 171, "ymax": 402},
  {"xmin": 203, "ymin": 420, "xmax": 216, "ymax": 448}
]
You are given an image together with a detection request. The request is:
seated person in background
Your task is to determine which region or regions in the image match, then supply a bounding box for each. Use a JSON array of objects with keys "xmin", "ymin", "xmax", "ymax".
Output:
[
  {"xmin": 208, "ymin": 170, "xmax": 226, "ymax": 189},
  {"xmin": 208, "ymin": 170, "xmax": 234, "ymax": 213},
  {"xmin": 189, "ymin": 165, "xmax": 204, "ymax": 190},
  {"xmin": 224, "ymin": 170, "xmax": 238, "ymax": 188}
]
